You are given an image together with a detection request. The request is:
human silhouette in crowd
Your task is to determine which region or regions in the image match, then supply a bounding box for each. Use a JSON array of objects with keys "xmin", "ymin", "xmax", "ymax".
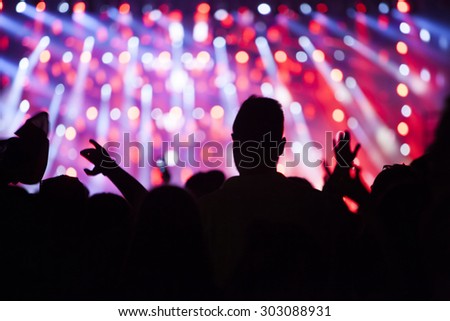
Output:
[
  {"xmin": 185, "ymin": 170, "xmax": 225, "ymax": 198},
  {"xmin": 1, "ymin": 93, "xmax": 450, "ymax": 300},
  {"xmin": 199, "ymin": 96, "xmax": 356, "ymax": 299}
]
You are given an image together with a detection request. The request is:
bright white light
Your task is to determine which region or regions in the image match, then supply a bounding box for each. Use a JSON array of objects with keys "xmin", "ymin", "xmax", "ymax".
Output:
[
  {"xmin": 420, "ymin": 29, "xmax": 431, "ymax": 42},
  {"xmin": 378, "ymin": 2, "xmax": 389, "ymax": 14},
  {"xmin": 258, "ymin": 3, "xmax": 271, "ymax": 15},
  {"xmin": 55, "ymin": 84, "xmax": 65, "ymax": 95},
  {"xmin": 62, "ymin": 51, "xmax": 73, "ymax": 63},
  {"xmin": 128, "ymin": 36, "xmax": 139, "ymax": 49},
  {"xmin": 224, "ymin": 83, "xmax": 236, "ymax": 96},
  {"xmin": 193, "ymin": 21, "xmax": 208, "ymax": 42},
  {"xmin": 102, "ymin": 52, "xmax": 113, "ymax": 64},
  {"xmin": 214, "ymin": 9, "xmax": 228, "ymax": 21},
  {"xmin": 55, "ymin": 124, "xmax": 66, "ymax": 137},
  {"xmin": 347, "ymin": 117, "xmax": 358, "ymax": 129},
  {"xmin": 151, "ymin": 108, "xmax": 163, "ymax": 120},
  {"xmin": 16, "ymin": 1, "xmax": 26, "ymax": 13},
  {"xmin": 296, "ymin": 51, "xmax": 307, "ymax": 62},
  {"xmin": 334, "ymin": 50, "xmax": 345, "ymax": 61},
  {"xmin": 192, "ymin": 107, "xmax": 205, "ymax": 120},
  {"xmin": 56, "ymin": 165, "xmax": 66, "ymax": 176},
  {"xmin": 150, "ymin": 9, "xmax": 162, "ymax": 21},
  {"xmin": 169, "ymin": 22, "xmax": 184, "ymax": 43},
  {"xmin": 399, "ymin": 64, "xmax": 410, "ymax": 76},
  {"xmin": 213, "ymin": 36, "xmax": 226, "ymax": 48},
  {"xmin": 19, "ymin": 58, "xmax": 29, "ymax": 70},
  {"xmin": 58, "ymin": 2, "xmax": 69, "ymax": 13},
  {"xmin": 343, "ymin": 35, "xmax": 355, "ymax": 46},
  {"xmin": 420, "ymin": 68, "xmax": 431, "ymax": 82},
  {"xmin": 19, "ymin": 99, "xmax": 30, "ymax": 112},
  {"xmin": 345, "ymin": 77, "xmax": 357, "ymax": 89},
  {"xmin": 165, "ymin": 150, "xmax": 178, "ymax": 166},
  {"xmin": 255, "ymin": 36, "xmax": 268, "ymax": 47},
  {"xmin": 400, "ymin": 143, "xmax": 410, "ymax": 156},
  {"xmin": 181, "ymin": 52, "xmax": 193, "ymax": 64},
  {"xmin": 261, "ymin": 82, "xmax": 274, "ymax": 97},
  {"xmin": 101, "ymin": 84, "xmax": 112, "ymax": 98},
  {"xmin": 399, "ymin": 22, "xmax": 411, "ymax": 34},
  {"xmin": 290, "ymin": 102, "xmax": 302, "ymax": 115},
  {"xmin": 110, "ymin": 108, "xmax": 121, "ymax": 120},
  {"xmin": 141, "ymin": 52, "xmax": 153, "ymax": 64},
  {"xmin": 300, "ymin": 3, "xmax": 312, "ymax": 15},
  {"xmin": 401, "ymin": 104, "xmax": 412, "ymax": 117},
  {"xmin": 298, "ymin": 36, "xmax": 310, "ymax": 48},
  {"xmin": 170, "ymin": 69, "xmax": 188, "ymax": 93}
]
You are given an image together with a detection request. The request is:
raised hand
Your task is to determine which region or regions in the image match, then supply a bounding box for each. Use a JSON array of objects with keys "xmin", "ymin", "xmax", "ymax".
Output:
[
  {"xmin": 333, "ymin": 131, "xmax": 360, "ymax": 168},
  {"xmin": 80, "ymin": 139, "xmax": 117, "ymax": 176}
]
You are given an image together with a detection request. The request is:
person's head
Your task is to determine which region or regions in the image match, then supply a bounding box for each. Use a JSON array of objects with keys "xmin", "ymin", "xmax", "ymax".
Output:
[
  {"xmin": 185, "ymin": 170, "xmax": 225, "ymax": 198},
  {"xmin": 232, "ymin": 95, "xmax": 286, "ymax": 175}
]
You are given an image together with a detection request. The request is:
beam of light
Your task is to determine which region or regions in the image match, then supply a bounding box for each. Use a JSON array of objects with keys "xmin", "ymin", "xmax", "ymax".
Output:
[
  {"xmin": 121, "ymin": 36, "xmax": 140, "ymax": 132},
  {"xmin": 65, "ymin": 36, "xmax": 95, "ymax": 121},
  {"xmin": 48, "ymin": 84, "xmax": 65, "ymax": 134},
  {"xmin": 213, "ymin": 36, "xmax": 239, "ymax": 127},
  {"xmin": 138, "ymin": 84, "xmax": 153, "ymax": 189},
  {"xmin": 193, "ymin": 21, "xmax": 208, "ymax": 43},
  {"xmin": 297, "ymin": 34, "xmax": 389, "ymax": 168},
  {"xmin": 97, "ymin": 84, "xmax": 111, "ymax": 142},
  {"xmin": 169, "ymin": 21, "xmax": 184, "ymax": 45},
  {"xmin": 0, "ymin": 14, "xmax": 33, "ymax": 39},
  {"xmin": 0, "ymin": 36, "xmax": 50, "ymax": 135},
  {"xmin": 313, "ymin": 13, "xmax": 427, "ymax": 95}
]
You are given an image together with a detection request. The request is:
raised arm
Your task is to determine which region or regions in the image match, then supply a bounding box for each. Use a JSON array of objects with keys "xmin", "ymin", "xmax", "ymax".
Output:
[{"xmin": 80, "ymin": 139, "xmax": 147, "ymax": 210}]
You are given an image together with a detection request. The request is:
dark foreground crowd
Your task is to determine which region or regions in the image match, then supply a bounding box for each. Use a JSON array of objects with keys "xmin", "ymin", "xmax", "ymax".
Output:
[{"xmin": 1, "ymin": 95, "xmax": 449, "ymax": 300}]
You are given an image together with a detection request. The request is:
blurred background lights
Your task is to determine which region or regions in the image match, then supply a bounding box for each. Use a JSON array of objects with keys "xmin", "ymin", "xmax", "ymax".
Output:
[
  {"xmin": 210, "ymin": 105, "xmax": 224, "ymax": 119},
  {"xmin": 401, "ymin": 105, "xmax": 412, "ymax": 117},
  {"xmin": 16, "ymin": 1, "xmax": 26, "ymax": 13},
  {"xmin": 299, "ymin": 3, "xmax": 312, "ymax": 15},
  {"xmin": 102, "ymin": 52, "xmax": 113, "ymax": 64},
  {"xmin": 110, "ymin": 108, "xmax": 121, "ymax": 120},
  {"xmin": 65, "ymin": 126, "xmax": 77, "ymax": 141},
  {"xmin": 58, "ymin": 2, "xmax": 69, "ymax": 13},
  {"xmin": 420, "ymin": 29, "xmax": 431, "ymax": 42},
  {"xmin": 257, "ymin": 3, "xmax": 271, "ymax": 15},
  {"xmin": 86, "ymin": 106, "xmax": 98, "ymax": 120},
  {"xmin": 396, "ymin": 83, "xmax": 409, "ymax": 97},
  {"xmin": 127, "ymin": 106, "xmax": 140, "ymax": 120},
  {"xmin": 289, "ymin": 102, "xmax": 302, "ymax": 115},
  {"xmin": 332, "ymin": 108, "xmax": 345, "ymax": 123},
  {"xmin": 19, "ymin": 99, "xmax": 30, "ymax": 113},
  {"xmin": 397, "ymin": 121, "xmax": 409, "ymax": 136},
  {"xmin": 400, "ymin": 143, "xmax": 411, "ymax": 156}
]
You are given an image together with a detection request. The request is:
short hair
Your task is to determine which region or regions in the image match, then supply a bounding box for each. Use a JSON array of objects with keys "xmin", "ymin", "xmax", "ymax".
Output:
[{"xmin": 232, "ymin": 95, "xmax": 284, "ymax": 141}]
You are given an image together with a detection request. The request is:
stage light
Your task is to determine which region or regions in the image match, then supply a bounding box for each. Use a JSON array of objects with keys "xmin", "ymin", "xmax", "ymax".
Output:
[
  {"xmin": 118, "ymin": 51, "xmax": 131, "ymax": 64},
  {"xmin": 261, "ymin": 82, "xmax": 274, "ymax": 96},
  {"xmin": 73, "ymin": 2, "xmax": 86, "ymax": 14},
  {"xmin": 19, "ymin": 57, "xmax": 29, "ymax": 70},
  {"xmin": 312, "ymin": 49, "xmax": 325, "ymax": 62},
  {"xmin": 36, "ymin": 1, "xmax": 46, "ymax": 12},
  {"xmin": 65, "ymin": 126, "xmax": 77, "ymax": 140},
  {"xmin": 62, "ymin": 51, "xmax": 73, "ymax": 63},
  {"xmin": 235, "ymin": 51, "xmax": 249, "ymax": 64},
  {"xmin": 102, "ymin": 52, "xmax": 113, "ymax": 64},
  {"xmin": 55, "ymin": 124, "xmax": 66, "ymax": 137},
  {"xmin": 347, "ymin": 117, "xmax": 358, "ymax": 129},
  {"xmin": 197, "ymin": 3, "xmax": 210, "ymax": 14},
  {"xmin": 399, "ymin": 22, "xmax": 411, "ymax": 34},
  {"xmin": 401, "ymin": 104, "xmax": 412, "ymax": 117},
  {"xmin": 334, "ymin": 50, "xmax": 345, "ymax": 61},
  {"xmin": 197, "ymin": 51, "xmax": 211, "ymax": 64},
  {"xmin": 345, "ymin": 77, "xmax": 357, "ymax": 89},
  {"xmin": 289, "ymin": 102, "xmax": 302, "ymax": 115},
  {"xmin": 214, "ymin": 9, "xmax": 228, "ymax": 21},
  {"xmin": 397, "ymin": 122, "xmax": 409, "ymax": 136},
  {"xmin": 66, "ymin": 167, "xmax": 77, "ymax": 177},
  {"xmin": 80, "ymin": 51, "xmax": 92, "ymax": 63},
  {"xmin": 332, "ymin": 108, "xmax": 345, "ymax": 122},
  {"xmin": 399, "ymin": 64, "xmax": 410, "ymax": 76},
  {"xmin": 213, "ymin": 36, "xmax": 226, "ymax": 48},
  {"xmin": 192, "ymin": 107, "xmax": 205, "ymax": 120},
  {"xmin": 169, "ymin": 22, "xmax": 184, "ymax": 44},
  {"xmin": 316, "ymin": 3, "xmax": 328, "ymax": 13},
  {"xmin": 396, "ymin": 83, "xmax": 409, "ymax": 97},
  {"xmin": 419, "ymin": 29, "xmax": 431, "ymax": 42},
  {"xmin": 39, "ymin": 50, "xmax": 51, "ymax": 64},
  {"xmin": 299, "ymin": 3, "xmax": 312, "ymax": 15},
  {"xmin": 396, "ymin": 41, "xmax": 408, "ymax": 54},
  {"xmin": 400, "ymin": 143, "xmax": 410, "ymax": 156},
  {"xmin": 128, "ymin": 36, "xmax": 139, "ymax": 49},
  {"xmin": 356, "ymin": 3, "xmax": 366, "ymax": 13},
  {"xmin": 151, "ymin": 108, "xmax": 163, "ymax": 120},
  {"xmin": 274, "ymin": 50, "xmax": 287, "ymax": 63},
  {"xmin": 110, "ymin": 108, "xmax": 121, "ymax": 120},
  {"xmin": 210, "ymin": 105, "xmax": 224, "ymax": 119},
  {"xmin": 193, "ymin": 21, "xmax": 208, "ymax": 42},
  {"xmin": 397, "ymin": 1, "xmax": 410, "ymax": 13},
  {"xmin": 257, "ymin": 3, "xmax": 271, "ymax": 15},
  {"xmin": 58, "ymin": 2, "xmax": 69, "ymax": 13},
  {"xmin": 86, "ymin": 106, "xmax": 98, "ymax": 120},
  {"xmin": 128, "ymin": 106, "xmax": 140, "ymax": 120},
  {"xmin": 19, "ymin": 99, "xmax": 30, "ymax": 113},
  {"xmin": 420, "ymin": 68, "xmax": 431, "ymax": 82},
  {"xmin": 16, "ymin": 1, "xmax": 26, "ymax": 13},
  {"xmin": 330, "ymin": 68, "xmax": 343, "ymax": 82},
  {"xmin": 378, "ymin": 2, "xmax": 389, "ymax": 14},
  {"xmin": 296, "ymin": 51, "xmax": 308, "ymax": 62},
  {"xmin": 159, "ymin": 51, "xmax": 171, "ymax": 64},
  {"xmin": 149, "ymin": 9, "xmax": 162, "ymax": 21},
  {"xmin": 343, "ymin": 35, "xmax": 355, "ymax": 46},
  {"xmin": 119, "ymin": 3, "xmax": 130, "ymax": 15}
]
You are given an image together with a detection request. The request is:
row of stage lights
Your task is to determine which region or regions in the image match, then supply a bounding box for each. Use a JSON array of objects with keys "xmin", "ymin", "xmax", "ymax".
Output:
[{"xmin": 8, "ymin": 1, "xmax": 413, "ymax": 16}]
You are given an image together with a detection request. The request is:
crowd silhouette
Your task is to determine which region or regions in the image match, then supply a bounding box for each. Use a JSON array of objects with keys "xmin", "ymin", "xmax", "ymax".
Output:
[{"xmin": 0, "ymin": 94, "xmax": 449, "ymax": 300}]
